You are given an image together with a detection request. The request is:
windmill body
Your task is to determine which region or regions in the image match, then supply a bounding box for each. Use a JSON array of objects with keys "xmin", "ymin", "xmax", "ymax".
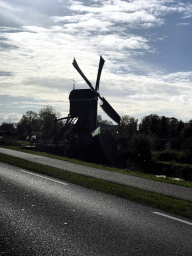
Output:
[{"xmin": 69, "ymin": 88, "xmax": 98, "ymax": 134}]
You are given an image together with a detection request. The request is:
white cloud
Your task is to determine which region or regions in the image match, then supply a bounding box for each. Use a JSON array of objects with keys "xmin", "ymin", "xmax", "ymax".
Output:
[
  {"xmin": 67, "ymin": 0, "xmax": 191, "ymax": 29},
  {"xmin": 176, "ymin": 22, "xmax": 190, "ymax": 26},
  {"xmin": 0, "ymin": 112, "xmax": 22, "ymax": 123},
  {"xmin": 162, "ymin": 71, "xmax": 192, "ymax": 84},
  {"xmin": 98, "ymin": 34, "xmax": 149, "ymax": 50},
  {"xmin": 0, "ymin": 1, "xmax": 22, "ymax": 12},
  {"xmin": 182, "ymin": 2, "xmax": 192, "ymax": 18}
]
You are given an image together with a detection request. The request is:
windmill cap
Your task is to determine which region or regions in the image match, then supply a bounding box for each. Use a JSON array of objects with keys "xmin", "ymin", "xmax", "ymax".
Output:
[{"xmin": 69, "ymin": 89, "xmax": 96, "ymax": 100}]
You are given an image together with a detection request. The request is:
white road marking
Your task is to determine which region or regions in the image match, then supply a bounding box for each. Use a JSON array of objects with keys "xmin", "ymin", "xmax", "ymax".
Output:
[
  {"xmin": 18, "ymin": 168, "xmax": 68, "ymax": 186},
  {"xmin": 153, "ymin": 212, "xmax": 192, "ymax": 226}
]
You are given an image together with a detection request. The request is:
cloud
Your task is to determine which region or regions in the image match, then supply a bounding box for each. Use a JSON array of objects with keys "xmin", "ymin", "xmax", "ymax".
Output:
[
  {"xmin": 98, "ymin": 34, "xmax": 150, "ymax": 50},
  {"xmin": 176, "ymin": 22, "xmax": 190, "ymax": 26},
  {"xmin": 181, "ymin": 2, "xmax": 192, "ymax": 18},
  {"xmin": 0, "ymin": 1, "xmax": 25, "ymax": 27},
  {"xmin": 66, "ymin": 0, "xmax": 191, "ymax": 30},
  {"xmin": 162, "ymin": 71, "xmax": 192, "ymax": 84},
  {"xmin": 0, "ymin": 1, "xmax": 22, "ymax": 12},
  {"xmin": 0, "ymin": 71, "xmax": 13, "ymax": 76},
  {"xmin": 0, "ymin": 0, "xmax": 56, "ymax": 27},
  {"xmin": 0, "ymin": 41, "xmax": 19, "ymax": 51},
  {"xmin": 0, "ymin": 112, "xmax": 22, "ymax": 123}
]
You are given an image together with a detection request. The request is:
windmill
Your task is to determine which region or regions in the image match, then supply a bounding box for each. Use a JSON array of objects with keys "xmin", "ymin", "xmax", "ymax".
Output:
[
  {"xmin": 54, "ymin": 56, "xmax": 120, "ymax": 164},
  {"xmin": 71, "ymin": 56, "xmax": 120, "ymax": 130},
  {"xmin": 67, "ymin": 56, "xmax": 120, "ymax": 164}
]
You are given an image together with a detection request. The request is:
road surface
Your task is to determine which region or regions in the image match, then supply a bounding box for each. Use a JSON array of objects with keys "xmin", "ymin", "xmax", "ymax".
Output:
[
  {"xmin": 0, "ymin": 162, "xmax": 192, "ymax": 255},
  {"xmin": 1, "ymin": 147, "xmax": 192, "ymax": 202}
]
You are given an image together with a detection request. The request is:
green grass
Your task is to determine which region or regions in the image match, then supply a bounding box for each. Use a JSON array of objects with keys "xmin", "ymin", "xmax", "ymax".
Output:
[
  {"xmin": 0, "ymin": 152, "xmax": 192, "ymax": 220},
  {"xmin": 2, "ymin": 145, "xmax": 192, "ymax": 188}
]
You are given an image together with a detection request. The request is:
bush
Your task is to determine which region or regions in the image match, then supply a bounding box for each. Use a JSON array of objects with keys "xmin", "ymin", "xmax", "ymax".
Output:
[
  {"xmin": 0, "ymin": 137, "xmax": 21, "ymax": 146},
  {"xmin": 128, "ymin": 134, "xmax": 152, "ymax": 162},
  {"xmin": 181, "ymin": 137, "xmax": 192, "ymax": 163},
  {"xmin": 169, "ymin": 137, "xmax": 182, "ymax": 150},
  {"xmin": 154, "ymin": 149, "xmax": 187, "ymax": 163},
  {"xmin": 145, "ymin": 161, "xmax": 192, "ymax": 181},
  {"xmin": 157, "ymin": 151, "xmax": 175, "ymax": 161}
]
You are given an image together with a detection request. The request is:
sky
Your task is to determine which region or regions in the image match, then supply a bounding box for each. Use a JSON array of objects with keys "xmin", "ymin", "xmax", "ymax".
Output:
[{"xmin": 0, "ymin": 0, "xmax": 192, "ymax": 125}]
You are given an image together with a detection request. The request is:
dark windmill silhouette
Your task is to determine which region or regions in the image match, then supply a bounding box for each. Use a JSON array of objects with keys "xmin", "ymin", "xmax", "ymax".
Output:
[
  {"xmin": 71, "ymin": 56, "xmax": 120, "ymax": 130},
  {"xmin": 54, "ymin": 56, "xmax": 120, "ymax": 164}
]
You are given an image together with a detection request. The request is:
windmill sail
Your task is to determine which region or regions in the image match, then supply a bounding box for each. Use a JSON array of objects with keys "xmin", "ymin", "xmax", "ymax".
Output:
[
  {"xmin": 95, "ymin": 56, "xmax": 105, "ymax": 92},
  {"xmin": 72, "ymin": 58, "xmax": 95, "ymax": 92},
  {"xmin": 100, "ymin": 97, "xmax": 120, "ymax": 124}
]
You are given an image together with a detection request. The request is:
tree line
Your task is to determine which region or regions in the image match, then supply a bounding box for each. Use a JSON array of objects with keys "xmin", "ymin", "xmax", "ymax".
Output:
[
  {"xmin": 1, "ymin": 108, "xmax": 192, "ymax": 162},
  {"xmin": 0, "ymin": 108, "xmax": 190, "ymax": 142},
  {"xmin": 118, "ymin": 114, "xmax": 192, "ymax": 163},
  {"xmin": 0, "ymin": 106, "xmax": 62, "ymax": 140}
]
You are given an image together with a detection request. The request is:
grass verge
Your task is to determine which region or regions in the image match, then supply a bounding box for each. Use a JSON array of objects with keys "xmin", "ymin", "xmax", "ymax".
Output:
[
  {"xmin": 0, "ymin": 152, "xmax": 192, "ymax": 220},
  {"xmin": 3, "ymin": 145, "xmax": 192, "ymax": 188}
]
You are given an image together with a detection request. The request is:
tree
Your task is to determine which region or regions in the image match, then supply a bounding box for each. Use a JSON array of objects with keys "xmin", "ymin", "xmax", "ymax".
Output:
[
  {"xmin": 159, "ymin": 116, "xmax": 169, "ymax": 137},
  {"xmin": 17, "ymin": 111, "xmax": 39, "ymax": 139},
  {"xmin": 119, "ymin": 115, "xmax": 138, "ymax": 137},
  {"xmin": 0, "ymin": 122, "xmax": 16, "ymax": 132},
  {"xmin": 128, "ymin": 133, "xmax": 152, "ymax": 162},
  {"xmin": 39, "ymin": 106, "xmax": 60, "ymax": 139},
  {"xmin": 140, "ymin": 114, "xmax": 160, "ymax": 135},
  {"xmin": 97, "ymin": 115, "xmax": 113, "ymax": 127},
  {"xmin": 118, "ymin": 115, "xmax": 139, "ymax": 159},
  {"xmin": 180, "ymin": 125, "xmax": 192, "ymax": 162},
  {"xmin": 140, "ymin": 115, "xmax": 184, "ymax": 138}
]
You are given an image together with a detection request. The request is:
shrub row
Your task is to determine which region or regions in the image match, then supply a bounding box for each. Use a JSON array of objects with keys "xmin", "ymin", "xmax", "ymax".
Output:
[
  {"xmin": 142, "ymin": 161, "xmax": 192, "ymax": 181},
  {"xmin": 154, "ymin": 149, "xmax": 192, "ymax": 164}
]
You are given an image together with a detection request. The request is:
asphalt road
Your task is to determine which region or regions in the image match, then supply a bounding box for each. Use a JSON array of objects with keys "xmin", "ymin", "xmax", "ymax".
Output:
[
  {"xmin": 0, "ymin": 162, "xmax": 192, "ymax": 255},
  {"xmin": 1, "ymin": 147, "xmax": 192, "ymax": 202}
]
